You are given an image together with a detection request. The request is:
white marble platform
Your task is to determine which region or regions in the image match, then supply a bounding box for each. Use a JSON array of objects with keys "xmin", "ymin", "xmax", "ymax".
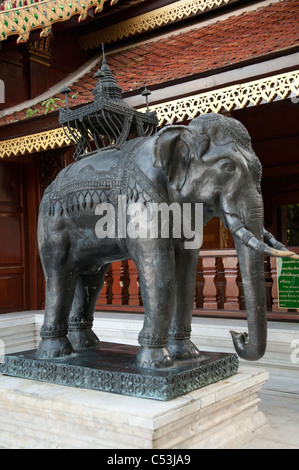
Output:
[
  {"xmin": 0, "ymin": 367, "xmax": 269, "ymax": 449},
  {"xmin": 1, "ymin": 310, "xmax": 298, "ymax": 448},
  {"xmin": 0, "ymin": 311, "xmax": 36, "ymax": 354}
]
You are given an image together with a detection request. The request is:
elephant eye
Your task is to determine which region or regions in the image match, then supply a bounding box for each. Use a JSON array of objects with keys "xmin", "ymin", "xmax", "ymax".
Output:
[{"xmin": 220, "ymin": 160, "xmax": 235, "ymax": 174}]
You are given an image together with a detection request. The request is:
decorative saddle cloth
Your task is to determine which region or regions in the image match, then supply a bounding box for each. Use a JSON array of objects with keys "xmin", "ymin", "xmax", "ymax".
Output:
[{"xmin": 46, "ymin": 137, "xmax": 165, "ymax": 218}]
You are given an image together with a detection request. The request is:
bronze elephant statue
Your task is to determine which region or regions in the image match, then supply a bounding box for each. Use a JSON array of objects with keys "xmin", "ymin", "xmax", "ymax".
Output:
[{"xmin": 37, "ymin": 113, "xmax": 298, "ymax": 368}]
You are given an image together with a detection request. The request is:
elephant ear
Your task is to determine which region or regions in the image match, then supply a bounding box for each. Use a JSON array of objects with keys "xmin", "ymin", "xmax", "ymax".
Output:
[{"xmin": 153, "ymin": 126, "xmax": 196, "ymax": 191}]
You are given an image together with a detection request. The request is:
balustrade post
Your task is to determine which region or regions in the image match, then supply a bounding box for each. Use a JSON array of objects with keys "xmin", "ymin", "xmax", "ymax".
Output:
[
  {"xmin": 97, "ymin": 265, "xmax": 112, "ymax": 305},
  {"xmin": 128, "ymin": 259, "xmax": 141, "ymax": 306},
  {"xmin": 270, "ymin": 257, "xmax": 279, "ymax": 311},
  {"xmin": 97, "ymin": 277, "xmax": 108, "ymax": 304},
  {"xmin": 120, "ymin": 260, "xmax": 129, "ymax": 305},
  {"xmin": 202, "ymin": 256, "xmax": 218, "ymax": 309},
  {"xmin": 223, "ymin": 256, "xmax": 239, "ymax": 310},
  {"xmin": 111, "ymin": 261, "xmax": 122, "ymax": 305},
  {"xmin": 194, "ymin": 258, "xmax": 204, "ymax": 308}
]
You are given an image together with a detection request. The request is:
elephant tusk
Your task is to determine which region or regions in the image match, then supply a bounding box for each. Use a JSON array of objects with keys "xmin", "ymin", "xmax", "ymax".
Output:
[
  {"xmin": 263, "ymin": 228, "xmax": 299, "ymax": 259},
  {"xmin": 233, "ymin": 226, "xmax": 299, "ymax": 258},
  {"xmin": 261, "ymin": 245, "xmax": 299, "ymax": 258},
  {"xmin": 225, "ymin": 214, "xmax": 299, "ymax": 258}
]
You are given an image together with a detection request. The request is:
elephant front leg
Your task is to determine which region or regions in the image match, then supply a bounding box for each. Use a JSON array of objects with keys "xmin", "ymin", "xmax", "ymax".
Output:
[
  {"xmin": 68, "ymin": 266, "xmax": 109, "ymax": 349},
  {"xmin": 133, "ymin": 242, "xmax": 175, "ymax": 369},
  {"xmin": 168, "ymin": 245, "xmax": 202, "ymax": 361}
]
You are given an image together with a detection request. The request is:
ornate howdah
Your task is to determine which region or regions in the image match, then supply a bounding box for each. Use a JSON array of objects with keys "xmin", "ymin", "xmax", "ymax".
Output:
[{"xmin": 59, "ymin": 46, "xmax": 158, "ymax": 160}]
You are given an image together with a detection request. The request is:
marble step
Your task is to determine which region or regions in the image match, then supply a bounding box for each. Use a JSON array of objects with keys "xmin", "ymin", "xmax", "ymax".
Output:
[{"xmin": 0, "ymin": 368, "xmax": 269, "ymax": 449}]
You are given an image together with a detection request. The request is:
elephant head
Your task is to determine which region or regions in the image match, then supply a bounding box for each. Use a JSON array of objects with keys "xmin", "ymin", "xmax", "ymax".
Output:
[{"xmin": 153, "ymin": 113, "xmax": 298, "ymax": 361}]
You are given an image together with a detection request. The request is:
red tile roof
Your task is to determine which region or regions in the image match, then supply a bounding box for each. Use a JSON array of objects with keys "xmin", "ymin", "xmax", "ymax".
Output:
[{"xmin": 0, "ymin": 0, "xmax": 298, "ymax": 127}]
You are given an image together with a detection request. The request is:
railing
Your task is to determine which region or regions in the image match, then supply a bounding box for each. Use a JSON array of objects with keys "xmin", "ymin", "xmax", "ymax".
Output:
[{"xmin": 96, "ymin": 249, "xmax": 299, "ymax": 320}]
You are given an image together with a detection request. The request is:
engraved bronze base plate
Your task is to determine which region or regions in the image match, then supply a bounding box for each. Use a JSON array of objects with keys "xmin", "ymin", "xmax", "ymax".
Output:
[{"xmin": 0, "ymin": 342, "xmax": 239, "ymax": 401}]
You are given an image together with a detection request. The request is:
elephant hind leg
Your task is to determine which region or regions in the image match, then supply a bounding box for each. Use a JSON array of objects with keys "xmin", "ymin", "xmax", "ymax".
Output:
[
  {"xmin": 36, "ymin": 261, "xmax": 78, "ymax": 359},
  {"xmin": 68, "ymin": 265, "xmax": 109, "ymax": 349}
]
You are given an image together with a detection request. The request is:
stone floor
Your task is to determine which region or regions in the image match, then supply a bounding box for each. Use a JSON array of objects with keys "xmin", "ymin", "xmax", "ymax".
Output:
[{"xmin": 232, "ymin": 375, "xmax": 299, "ymax": 449}]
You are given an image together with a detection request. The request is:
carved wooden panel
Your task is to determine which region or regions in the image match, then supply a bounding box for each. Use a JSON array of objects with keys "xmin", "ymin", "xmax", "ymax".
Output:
[{"xmin": 0, "ymin": 161, "xmax": 26, "ymax": 313}]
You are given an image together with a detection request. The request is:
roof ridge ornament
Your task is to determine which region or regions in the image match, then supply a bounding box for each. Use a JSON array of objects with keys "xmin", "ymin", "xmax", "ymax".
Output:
[{"xmin": 59, "ymin": 46, "xmax": 158, "ymax": 161}]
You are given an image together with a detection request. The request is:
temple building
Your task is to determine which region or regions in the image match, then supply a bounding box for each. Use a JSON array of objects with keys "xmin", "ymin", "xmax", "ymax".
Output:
[{"xmin": 0, "ymin": 0, "xmax": 298, "ymax": 321}]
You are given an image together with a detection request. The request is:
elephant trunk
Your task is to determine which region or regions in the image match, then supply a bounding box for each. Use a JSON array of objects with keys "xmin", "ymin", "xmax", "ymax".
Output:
[
  {"xmin": 222, "ymin": 210, "xmax": 267, "ymax": 360},
  {"xmin": 225, "ymin": 211, "xmax": 299, "ymax": 360},
  {"xmin": 230, "ymin": 235, "xmax": 267, "ymax": 360}
]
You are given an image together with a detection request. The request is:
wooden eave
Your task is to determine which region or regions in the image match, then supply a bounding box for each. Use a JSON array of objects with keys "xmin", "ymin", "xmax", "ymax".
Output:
[
  {"xmin": 1, "ymin": 45, "xmax": 299, "ymax": 141},
  {"xmin": 0, "ymin": 0, "xmax": 240, "ymax": 45},
  {"xmin": 77, "ymin": 0, "xmax": 241, "ymax": 49},
  {"xmin": 0, "ymin": 0, "xmax": 298, "ymax": 158},
  {"xmin": 0, "ymin": 110, "xmax": 60, "ymax": 141},
  {"xmin": 0, "ymin": 0, "xmax": 117, "ymax": 44}
]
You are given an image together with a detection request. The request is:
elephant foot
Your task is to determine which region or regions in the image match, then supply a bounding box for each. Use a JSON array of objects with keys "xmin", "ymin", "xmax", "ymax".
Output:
[
  {"xmin": 68, "ymin": 329, "xmax": 100, "ymax": 349},
  {"xmin": 168, "ymin": 339, "xmax": 202, "ymax": 361},
  {"xmin": 36, "ymin": 337, "xmax": 74, "ymax": 359},
  {"xmin": 136, "ymin": 346, "xmax": 174, "ymax": 369}
]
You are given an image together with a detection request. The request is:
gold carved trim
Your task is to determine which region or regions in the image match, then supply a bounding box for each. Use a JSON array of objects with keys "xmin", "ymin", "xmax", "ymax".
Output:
[
  {"xmin": 28, "ymin": 36, "xmax": 54, "ymax": 67},
  {"xmin": 0, "ymin": 127, "xmax": 72, "ymax": 158},
  {"xmin": 138, "ymin": 70, "xmax": 299, "ymax": 125},
  {"xmin": 80, "ymin": 0, "xmax": 232, "ymax": 50},
  {"xmin": 0, "ymin": 0, "xmax": 110, "ymax": 44},
  {"xmin": 28, "ymin": 36, "xmax": 53, "ymax": 59},
  {"xmin": 1, "ymin": 70, "xmax": 298, "ymax": 158}
]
